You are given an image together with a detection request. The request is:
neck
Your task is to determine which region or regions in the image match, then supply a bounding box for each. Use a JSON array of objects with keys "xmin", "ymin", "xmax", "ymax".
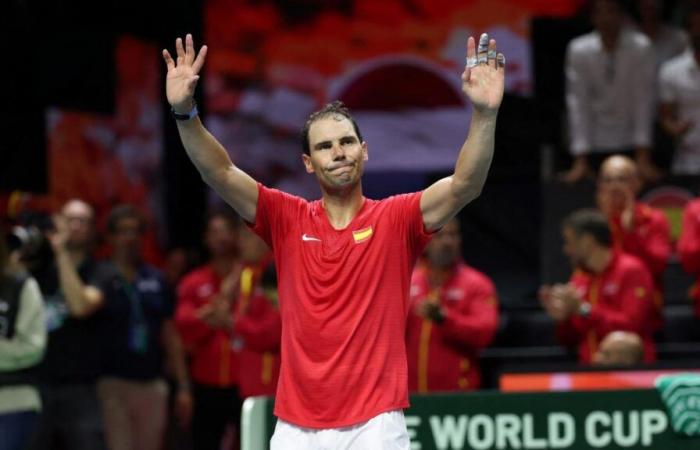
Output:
[
  {"xmin": 114, "ymin": 255, "xmax": 138, "ymax": 281},
  {"xmin": 640, "ymin": 18, "xmax": 658, "ymax": 38},
  {"xmin": 426, "ymin": 263, "xmax": 456, "ymax": 288},
  {"xmin": 211, "ymin": 255, "xmax": 235, "ymax": 277},
  {"xmin": 320, "ymin": 183, "xmax": 364, "ymax": 229},
  {"xmin": 586, "ymin": 247, "xmax": 613, "ymax": 274},
  {"xmin": 600, "ymin": 30, "xmax": 620, "ymax": 52}
]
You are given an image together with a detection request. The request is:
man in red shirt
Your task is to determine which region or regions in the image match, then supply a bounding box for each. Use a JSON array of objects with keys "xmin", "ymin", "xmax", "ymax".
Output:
[
  {"xmin": 596, "ymin": 155, "xmax": 671, "ymax": 326},
  {"xmin": 406, "ymin": 218, "xmax": 499, "ymax": 392},
  {"xmin": 540, "ymin": 209, "xmax": 657, "ymax": 364},
  {"xmin": 678, "ymin": 197, "xmax": 700, "ymax": 318},
  {"xmin": 175, "ymin": 212, "xmax": 242, "ymax": 450},
  {"xmin": 163, "ymin": 32, "xmax": 505, "ymax": 448}
]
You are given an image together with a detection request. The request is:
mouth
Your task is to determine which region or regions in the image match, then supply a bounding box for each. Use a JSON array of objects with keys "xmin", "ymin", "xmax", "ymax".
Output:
[{"xmin": 329, "ymin": 162, "xmax": 354, "ymax": 173}]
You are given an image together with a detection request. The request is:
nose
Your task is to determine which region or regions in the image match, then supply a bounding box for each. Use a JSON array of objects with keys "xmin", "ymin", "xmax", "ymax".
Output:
[{"xmin": 331, "ymin": 142, "xmax": 345, "ymax": 160}]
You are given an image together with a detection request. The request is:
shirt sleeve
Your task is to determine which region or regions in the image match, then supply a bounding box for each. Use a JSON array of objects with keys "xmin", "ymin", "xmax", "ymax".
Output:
[
  {"xmin": 658, "ymin": 61, "xmax": 677, "ymax": 104},
  {"xmin": 440, "ymin": 275, "xmax": 499, "ymax": 349},
  {"xmin": 632, "ymin": 42, "xmax": 655, "ymax": 148},
  {"xmin": 0, "ymin": 278, "xmax": 46, "ymax": 371},
  {"xmin": 247, "ymin": 183, "xmax": 305, "ymax": 250},
  {"xmin": 678, "ymin": 200, "xmax": 700, "ymax": 276},
  {"xmin": 565, "ymin": 42, "xmax": 592, "ymax": 156}
]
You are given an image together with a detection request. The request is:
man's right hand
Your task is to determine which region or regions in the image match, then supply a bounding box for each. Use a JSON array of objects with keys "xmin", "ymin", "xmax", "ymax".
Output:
[{"xmin": 163, "ymin": 34, "xmax": 208, "ymax": 113}]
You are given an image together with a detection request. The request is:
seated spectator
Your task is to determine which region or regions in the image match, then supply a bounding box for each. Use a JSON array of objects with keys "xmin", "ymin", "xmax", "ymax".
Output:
[
  {"xmin": 540, "ymin": 209, "xmax": 657, "ymax": 364},
  {"xmin": 678, "ymin": 196, "xmax": 700, "ymax": 318},
  {"xmin": 659, "ymin": 4, "xmax": 700, "ymax": 175},
  {"xmin": 562, "ymin": 0, "xmax": 659, "ymax": 183},
  {"xmin": 28, "ymin": 199, "xmax": 107, "ymax": 450},
  {"xmin": 0, "ymin": 225, "xmax": 46, "ymax": 450},
  {"xmin": 596, "ymin": 155, "xmax": 670, "ymax": 326},
  {"xmin": 175, "ymin": 212, "xmax": 243, "ymax": 450},
  {"xmin": 95, "ymin": 205, "xmax": 191, "ymax": 450},
  {"xmin": 592, "ymin": 331, "xmax": 645, "ymax": 366},
  {"xmin": 235, "ymin": 225, "xmax": 280, "ymax": 399},
  {"xmin": 405, "ymin": 218, "xmax": 499, "ymax": 392}
]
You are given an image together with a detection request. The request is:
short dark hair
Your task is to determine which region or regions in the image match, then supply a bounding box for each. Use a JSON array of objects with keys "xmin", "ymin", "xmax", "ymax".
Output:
[
  {"xmin": 107, "ymin": 204, "xmax": 145, "ymax": 234},
  {"xmin": 301, "ymin": 101, "xmax": 363, "ymax": 155},
  {"xmin": 563, "ymin": 208, "xmax": 612, "ymax": 247}
]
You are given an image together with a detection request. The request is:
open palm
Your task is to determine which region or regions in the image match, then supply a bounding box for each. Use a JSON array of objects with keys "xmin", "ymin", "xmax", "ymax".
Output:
[
  {"xmin": 162, "ymin": 34, "xmax": 208, "ymax": 112},
  {"xmin": 461, "ymin": 34, "xmax": 505, "ymax": 114}
]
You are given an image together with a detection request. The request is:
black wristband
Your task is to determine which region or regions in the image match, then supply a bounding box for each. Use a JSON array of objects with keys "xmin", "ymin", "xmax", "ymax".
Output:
[{"xmin": 171, "ymin": 101, "xmax": 198, "ymax": 121}]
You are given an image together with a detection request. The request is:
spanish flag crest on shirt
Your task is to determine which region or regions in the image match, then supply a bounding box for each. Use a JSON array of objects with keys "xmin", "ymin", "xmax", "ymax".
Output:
[{"xmin": 352, "ymin": 226, "xmax": 373, "ymax": 243}]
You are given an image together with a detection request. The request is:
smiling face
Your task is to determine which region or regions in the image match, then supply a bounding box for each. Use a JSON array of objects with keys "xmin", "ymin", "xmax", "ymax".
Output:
[{"xmin": 302, "ymin": 115, "xmax": 368, "ymax": 192}]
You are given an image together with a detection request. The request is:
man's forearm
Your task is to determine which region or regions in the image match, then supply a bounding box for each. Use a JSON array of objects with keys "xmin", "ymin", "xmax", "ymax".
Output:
[
  {"xmin": 177, "ymin": 117, "xmax": 235, "ymax": 184},
  {"xmin": 55, "ymin": 251, "xmax": 101, "ymax": 318},
  {"xmin": 451, "ymin": 110, "xmax": 497, "ymax": 202}
]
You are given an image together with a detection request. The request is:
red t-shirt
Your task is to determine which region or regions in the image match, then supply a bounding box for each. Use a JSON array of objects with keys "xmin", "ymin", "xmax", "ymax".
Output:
[{"xmin": 249, "ymin": 183, "xmax": 432, "ymax": 428}]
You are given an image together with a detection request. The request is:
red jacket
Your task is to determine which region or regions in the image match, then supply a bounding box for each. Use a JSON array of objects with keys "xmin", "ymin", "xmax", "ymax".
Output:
[
  {"xmin": 610, "ymin": 202, "xmax": 671, "ymax": 325},
  {"xmin": 406, "ymin": 262, "xmax": 499, "ymax": 392},
  {"xmin": 557, "ymin": 251, "xmax": 657, "ymax": 364},
  {"xmin": 235, "ymin": 264, "xmax": 281, "ymax": 398},
  {"xmin": 677, "ymin": 198, "xmax": 700, "ymax": 318},
  {"xmin": 175, "ymin": 265, "xmax": 238, "ymax": 387}
]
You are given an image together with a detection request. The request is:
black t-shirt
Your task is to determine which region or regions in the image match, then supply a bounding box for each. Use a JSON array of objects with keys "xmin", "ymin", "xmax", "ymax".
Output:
[
  {"xmin": 93, "ymin": 261, "xmax": 174, "ymax": 380},
  {"xmin": 35, "ymin": 258, "xmax": 102, "ymax": 384}
]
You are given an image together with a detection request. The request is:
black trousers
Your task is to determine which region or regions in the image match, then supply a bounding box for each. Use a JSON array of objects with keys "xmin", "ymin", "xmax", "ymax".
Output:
[{"xmin": 192, "ymin": 384, "xmax": 242, "ymax": 450}]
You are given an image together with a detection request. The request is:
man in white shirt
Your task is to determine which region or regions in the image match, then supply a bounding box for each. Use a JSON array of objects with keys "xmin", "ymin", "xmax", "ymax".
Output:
[
  {"xmin": 563, "ymin": 0, "xmax": 659, "ymax": 183},
  {"xmin": 659, "ymin": 5, "xmax": 700, "ymax": 175}
]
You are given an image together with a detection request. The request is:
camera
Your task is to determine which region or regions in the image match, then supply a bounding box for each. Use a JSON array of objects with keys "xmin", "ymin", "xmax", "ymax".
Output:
[{"xmin": 5, "ymin": 212, "xmax": 55, "ymax": 275}]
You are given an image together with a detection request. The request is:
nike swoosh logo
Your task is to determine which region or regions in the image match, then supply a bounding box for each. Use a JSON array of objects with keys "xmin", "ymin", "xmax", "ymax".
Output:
[{"xmin": 302, "ymin": 234, "xmax": 322, "ymax": 242}]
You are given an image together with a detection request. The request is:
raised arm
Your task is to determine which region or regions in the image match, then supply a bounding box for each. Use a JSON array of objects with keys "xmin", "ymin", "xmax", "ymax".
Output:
[
  {"xmin": 163, "ymin": 34, "xmax": 258, "ymax": 223},
  {"xmin": 420, "ymin": 33, "xmax": 505, "ymax": 231}
]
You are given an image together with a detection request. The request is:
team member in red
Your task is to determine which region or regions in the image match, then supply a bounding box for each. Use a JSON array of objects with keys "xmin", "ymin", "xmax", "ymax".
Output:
[
  {"xmin": 164, "ymin": 32, "xmax": 504, "ymax": 448},
  {"xmin": 406, "ymin": 218, "xmax": 499, "ymax": 392},
  {"xmin": 235, "ymin": 226, "xmax": 280, "ymax": 398},
  {"xmin": 175, "ymin": 212, "xmax": 242, "ymax": 450},
  {"xmin": 540, "ymin": 209, "xmax": 657, "ymax": 364},
  {"xmin": 677, "ymin": 197, "xmax": 700, "ymax": 318},
  {"xmin": 596, "ymin": 155, "xmax": 671, "ymax": 325}
]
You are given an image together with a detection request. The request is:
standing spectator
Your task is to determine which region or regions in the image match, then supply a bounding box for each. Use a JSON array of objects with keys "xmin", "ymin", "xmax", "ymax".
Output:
[
  {"xmin": 0, "ymin": 225, "xmax": 46, "ymax": 450},
  {"xmin": 596, "ymin": 155, "xmax": 671, "ymax": 326},
  {"xmin": 540, "ymin": 209, "xmax": 658, "ymax": 364},
  {"xmin": 95, "ymin": 205, "xmax": 191, "ymax": 450},
  {"xmin": 634, "ymin": 0, "xmax": 687, "ymax": 70},
  {"xmin": 659, "ymin": 4, "xmax": 700, "ymax": 175},
  {"xmin": 405, "ymin": 218, "xmax": 499, "ymax": 392},
  {"xmin": 175, "ymin": 212, "xmax": 242, "ymax": 450},
  {"xmin": 678, "ymin": 196, "xmax": 700, "ymax": 317},
  {"xmin": 563, "ymin": 0, "xmax": 659, "ymax": 183},
  {"xmin": 28, "ymin": 200, "xmax": 106, "ymax": 450},
  {"xmin": 236, "ymin": 226, "xmax": 280, "ymax": 399}
]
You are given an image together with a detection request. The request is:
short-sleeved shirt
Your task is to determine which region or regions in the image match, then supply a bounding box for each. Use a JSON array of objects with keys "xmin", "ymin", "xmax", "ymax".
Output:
[
  {"xmin": 34, "ymin": 259, "xmax": 102, "ymax": 384},
  {"xmin": 249, "ymin": 184, "xmax": 432, "ymax": 429},
  {"xmin": 94, "ymin": 262, "xmax": 173, "ymax": 380}
]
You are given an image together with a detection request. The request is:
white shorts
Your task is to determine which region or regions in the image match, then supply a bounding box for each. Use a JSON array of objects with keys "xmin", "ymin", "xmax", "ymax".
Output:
[{"xmin": 270, "ymin": 410, "xmax": 410, "ymax": 450}]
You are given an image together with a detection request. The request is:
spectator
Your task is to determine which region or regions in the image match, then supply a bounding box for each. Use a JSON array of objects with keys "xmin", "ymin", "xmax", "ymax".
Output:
[
  {"xmin": 540, "ymin": 209, "xmax": 657, "ymax": 363},
  {"xmin": 235, "ymin": 225, "xmax": 280, "ymax": 399},
  {"xmin": 405, "ymin": 218, "xmax": 499, "ymax": 392},
  {"xmin": 678, "ymin": 196, "xmax": 700, "ymax": 317},
  {"xmin": 659, "ymin": 4, "xmax": 700, "ymax": 175},
  {"xmin": 592, "ymin": 330, "xmax": 645, "ymax": 366},
  {"xmin": 175, "ymin": 212, "xmax": 242, "ymax": 450},
  {"xmin": 563, "ymin": 0, "xmax": 659, "ymax": 183},
  {"xmin": 94, "ymin": 205, "xmax": 191, "ymax": 450},
  {"xmin": 28, "ymin": 200, "xmax": 106, "ymax": 450},
  {"xmin": 596, "ymin": 155, "xmax": 670, "ymax": 326},
  {"xmin": 633, "ymin": 0, "xmax": 687, "ymax": 70},
  {"xmin": 0, "ymin": 225, "xmax": 46, "ymax": 450}
]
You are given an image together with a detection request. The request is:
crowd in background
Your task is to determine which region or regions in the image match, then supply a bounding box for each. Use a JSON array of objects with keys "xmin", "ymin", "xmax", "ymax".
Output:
[{"xmin": 3, "ymin": 0, "xmax": 700, "ymax": 450}]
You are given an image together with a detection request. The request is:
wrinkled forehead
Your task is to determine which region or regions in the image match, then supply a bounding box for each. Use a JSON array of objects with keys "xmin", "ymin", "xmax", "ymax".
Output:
[{"xmin": 308, "ymin": 116, "xmax": 358, "ymax": 146}]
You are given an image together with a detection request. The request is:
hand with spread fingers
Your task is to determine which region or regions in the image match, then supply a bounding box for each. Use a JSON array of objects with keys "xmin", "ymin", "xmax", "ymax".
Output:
[
  {"xmin": 462, "ymin": 33, "xmax": 506, "ymax": 115},
  {"xmin": 162, "ymin": 33, "xmax": 208, "ymax": 113}
]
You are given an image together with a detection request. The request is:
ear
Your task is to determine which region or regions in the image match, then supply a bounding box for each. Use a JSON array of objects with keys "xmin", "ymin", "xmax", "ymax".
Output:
[
  {"xmin": 362, "ymin": 141, "xmax": 368, "ymax": 161},
  {"xmin": 302, "ymin": 153, "xmax": 314, "ymax": 174}
]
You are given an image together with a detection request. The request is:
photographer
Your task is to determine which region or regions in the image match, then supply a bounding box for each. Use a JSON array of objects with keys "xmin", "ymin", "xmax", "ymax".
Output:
[
  {"xmin": 0, "ymin": 224, "xmax": 46, "ymax": 450},
  {"xmin": 28, "ymin": 199, "xmax": 106, "ymax": 450}
]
